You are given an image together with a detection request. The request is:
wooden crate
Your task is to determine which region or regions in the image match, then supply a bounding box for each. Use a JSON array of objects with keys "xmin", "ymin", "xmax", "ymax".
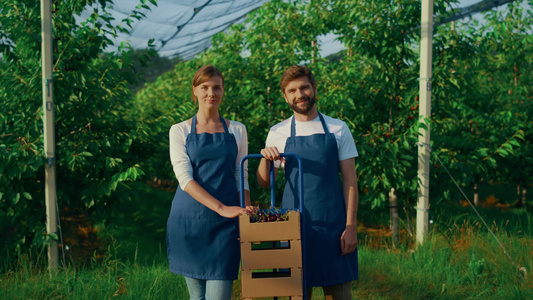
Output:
[{"xmin": 239, "ymin": 211, "xmax": 303, "ymax": 299}]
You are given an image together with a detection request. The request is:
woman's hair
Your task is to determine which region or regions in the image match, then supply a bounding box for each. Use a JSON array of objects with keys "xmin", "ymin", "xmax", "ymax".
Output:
[
  {"xmin": 191, "ymin": 65, "xmax": 224, "ymax": 103},
  {"xmin": 279, "ymin": 65, "xmax": 316, "ymax": 94}
]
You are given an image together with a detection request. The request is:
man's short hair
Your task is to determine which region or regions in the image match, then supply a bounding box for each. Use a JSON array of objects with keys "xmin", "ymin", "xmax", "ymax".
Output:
[{"xmin": 280, "ymin": 65, "xmax": 316, "ymax": 94}]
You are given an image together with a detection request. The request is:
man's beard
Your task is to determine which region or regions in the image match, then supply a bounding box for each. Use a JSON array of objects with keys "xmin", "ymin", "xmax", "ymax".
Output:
[{"xmin": 290, "ymin": 95, "xmax": 316, "ymax": 114}]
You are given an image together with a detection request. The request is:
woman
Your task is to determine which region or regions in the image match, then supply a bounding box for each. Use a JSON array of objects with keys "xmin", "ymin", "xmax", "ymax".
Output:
[{"xmin": 167, "ymin": 65, "xmax": 252, "ymax": 300}]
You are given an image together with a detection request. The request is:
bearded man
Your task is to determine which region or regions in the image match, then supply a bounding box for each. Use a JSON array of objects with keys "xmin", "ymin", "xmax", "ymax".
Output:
[{"xmin": 257, "ymin": 65, "xmax": 360, "ymax": 300}]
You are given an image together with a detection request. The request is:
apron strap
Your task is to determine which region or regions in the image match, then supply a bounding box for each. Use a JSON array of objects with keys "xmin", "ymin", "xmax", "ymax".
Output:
[
  {"xmin": 317, "ymin": 113, "xmax": 330, "ymax": 134},
  {"xmin": 220, "ymin": 116, "xmax": 229, "ymax": 133},
  {"xmin": 290, "ymin": 115, "xmax": 296, "ymax": 137},
  {"xmin": 191, "ymin": 115, "xmax": 197, "ymax": 134},
  {"xmin": 290, "ymin": 112, "xmax": 330, "ymax": 137}
]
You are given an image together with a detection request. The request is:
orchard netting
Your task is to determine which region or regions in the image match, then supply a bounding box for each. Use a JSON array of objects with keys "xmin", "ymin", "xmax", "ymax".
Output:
[
  {"xmin": 77, "ymin": 0, "xmax": 518, "ymax": 61},
  {"xmin": 79, "ymin": 0, "xmax": 269, "ymax": 60}
]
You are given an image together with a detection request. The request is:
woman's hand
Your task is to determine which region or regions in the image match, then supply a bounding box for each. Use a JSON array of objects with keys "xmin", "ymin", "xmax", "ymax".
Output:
[
  {"xmin": 217, "ymin": 205, "xmax": 249, "ymax": 218},
  {"xmin": 245, "ymin": 205, "xmax": 259, "ymax": 214}
]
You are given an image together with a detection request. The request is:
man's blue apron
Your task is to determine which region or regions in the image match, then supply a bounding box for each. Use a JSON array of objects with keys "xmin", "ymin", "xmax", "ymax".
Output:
[
  {"xmin": 282, "ymin": 113, "xmax": 359, "ymax": 287},
  {"xmin": 167, "ymin": 115, "xmax": 240, "ymax": 280}
]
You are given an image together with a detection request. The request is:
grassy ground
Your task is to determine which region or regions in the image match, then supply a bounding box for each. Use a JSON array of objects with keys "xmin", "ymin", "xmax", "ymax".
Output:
[{"xmin": 1, "ymin": 182, "xmax": 532, "ymax": 299}]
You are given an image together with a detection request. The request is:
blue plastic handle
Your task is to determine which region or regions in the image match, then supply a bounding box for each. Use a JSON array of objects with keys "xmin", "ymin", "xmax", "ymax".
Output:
[{"xmin": 239, "ymin": 153, "xmax": 304, "ymax": 211}]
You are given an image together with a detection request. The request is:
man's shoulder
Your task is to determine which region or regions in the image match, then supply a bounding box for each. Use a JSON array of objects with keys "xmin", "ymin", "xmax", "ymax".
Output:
[
  {"xmin": 319, "ymin": 113, "xmax": 350, "ymax": 135},
  {"xmin": 321, "ymin": 113, "xmax": 346, "ymax": 126},
  {"xmin": 269, "ymin": 116, "xmax": 292, "ymax": 133}
]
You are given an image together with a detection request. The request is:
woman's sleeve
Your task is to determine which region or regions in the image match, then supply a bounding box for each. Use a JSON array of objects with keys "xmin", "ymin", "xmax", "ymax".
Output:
[
  {"xmin": 234, "ymin": 123, "xmax": 250, "ymax": 191},
  {"xmin": 169, "ymin": 124, "xmax": 194, "ymax": 190}
]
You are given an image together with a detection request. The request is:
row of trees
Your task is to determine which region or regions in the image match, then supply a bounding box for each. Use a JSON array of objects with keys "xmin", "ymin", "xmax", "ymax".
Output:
[
  {"xmin": 1, "ymin": 0, "xmax": 531, "ymax": 249},
  {"xmin": 135, "ymin": 0, "xmax": 531, "ymax": 205},
  {"xmin": 0, "ymin": 0, "xmax": 156, "ymax": 249}
]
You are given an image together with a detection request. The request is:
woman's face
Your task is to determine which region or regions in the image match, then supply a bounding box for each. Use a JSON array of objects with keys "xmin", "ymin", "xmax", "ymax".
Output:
[{"xmin": 193, "ymin": 76, "xmax": 224, "ymax": 110}]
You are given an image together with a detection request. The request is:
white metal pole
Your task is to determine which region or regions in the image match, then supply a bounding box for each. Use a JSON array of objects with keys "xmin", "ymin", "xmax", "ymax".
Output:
[
  {"xmin": 41, "ymin": 0, "xmax": 58, "ymax": 270},
  {"xmin": 416, "ymin": 0, "xmax": 433, "ymax": 245}
]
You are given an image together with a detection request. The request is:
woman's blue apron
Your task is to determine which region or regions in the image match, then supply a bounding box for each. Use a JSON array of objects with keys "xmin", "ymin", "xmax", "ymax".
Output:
[
  {"xmin": 167, "ymin": 115, "xmax": 240, "ymax": 280},
  {"xmin": 282, "ymin": 113, "xmax": 359, "ymax": 287}
]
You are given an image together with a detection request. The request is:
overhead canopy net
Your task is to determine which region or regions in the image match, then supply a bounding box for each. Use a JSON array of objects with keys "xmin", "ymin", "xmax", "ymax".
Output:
[
  {"xmin": 79, "ymin": 0, "xmax": 269, "ymax": 60},
  {"xmin": 77, "ymin": 0, "xmax": 517, "ymax": 61}
]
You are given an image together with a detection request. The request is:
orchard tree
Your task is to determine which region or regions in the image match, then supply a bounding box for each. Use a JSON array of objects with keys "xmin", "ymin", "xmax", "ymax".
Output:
[
  {"xmin": 131, "ymin": 0, "xmax": 530, "ymax": 238},
  {"xmin": 478, "ymin": 0, "xmax": 532, "ymax": 206},
  {"xmin": 429, "ymin": 1, "xmax": 530, "ymax": 208},
  {"xmin": 0, "ymin": 0, "xmax": 155, "ymax": 249}
]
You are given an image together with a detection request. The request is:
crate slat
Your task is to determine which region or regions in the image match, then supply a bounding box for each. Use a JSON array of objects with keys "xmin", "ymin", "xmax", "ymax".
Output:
[
  {"xmin": 239, "ymin": 211, "xmax": 300, "ymax": 242},
  {"xmin": 240, "ymin": 241, "xmax": 302, "ymax": 269},
  {"xmin": 241, "ymin": 268, "xmax": 303, "ymax": 298}
]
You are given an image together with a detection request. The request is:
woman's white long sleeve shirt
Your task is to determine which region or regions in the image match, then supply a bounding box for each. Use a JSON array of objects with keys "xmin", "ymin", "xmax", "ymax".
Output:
[{"xmin": 169, "ymin": 120, "xmax": 249, "ymax": 192}]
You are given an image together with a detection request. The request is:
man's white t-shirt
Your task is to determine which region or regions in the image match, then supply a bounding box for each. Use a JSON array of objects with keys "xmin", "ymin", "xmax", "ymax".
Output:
[
  {"xmin": 265, "ymin": 114, "xmax": 358, "ymax": 169},
  {"xmin": 169, "ymin": 120, "xmax": 249, "ymax": 191}
]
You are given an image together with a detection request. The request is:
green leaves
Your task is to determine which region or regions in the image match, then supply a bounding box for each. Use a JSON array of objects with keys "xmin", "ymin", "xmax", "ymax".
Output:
[
  {"xmin": 0, "ymin": 0, "xmax": 524, "ymax": 250},
  {"xmin": 0, "ymin": 0, "xmax": 156, "ymax": 249}
]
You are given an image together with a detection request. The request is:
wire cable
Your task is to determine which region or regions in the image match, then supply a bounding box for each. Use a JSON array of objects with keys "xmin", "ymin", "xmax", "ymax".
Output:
[
  {"xmin": 54, "ymin": 194, "xmax": 67, "ymax": 269},
  {"xmin": 431, "ymin": 150, "xmax": 528, "ymax": 280}
]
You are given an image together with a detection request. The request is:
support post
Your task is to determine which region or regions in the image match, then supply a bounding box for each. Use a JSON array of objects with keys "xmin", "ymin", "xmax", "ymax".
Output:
[
  {"xmin": 416, "ymin": 0, "xmax": 433, "ymax": 245},
  {"xmin": 389, "ymin": 188, "xmax": 399, "ymax": 248},
  {"xmin": 41, "ymin": 0, "xmax": 58, "ymax": 271}
]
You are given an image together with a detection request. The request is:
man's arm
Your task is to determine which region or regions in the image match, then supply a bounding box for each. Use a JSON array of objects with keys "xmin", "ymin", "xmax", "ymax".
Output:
[
  {"xmin": 256, "ymin": 147, "xmax": 282, "ymax": 188},
  {"xmin": 339, "ymin": 157, "xmax": 359, "ymax": 255}
]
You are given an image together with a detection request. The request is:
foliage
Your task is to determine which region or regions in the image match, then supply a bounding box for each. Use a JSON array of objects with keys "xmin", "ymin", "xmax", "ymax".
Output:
[
  {"xmin": 430, "ymin": 1, "xmax": 532, "ymax": 206},
  {"xmin": 126, "ymin": 49, "xmax": 182, "ymax": 94},
  {"xmin": 3, "ymin": 237, "xmax": 531, "ymax": 299},
  {"xmin": 1, "ymin": 246, "xmax": 190, "ymax": 300},
  {"xmin": 1, "ymin": 0, "xmax": 531, "ymax": 252},
  {"xmin": 2, "ymin": 207, "xmax": 531, "ymax": 299},
  {"xmin": 0, "ymin": 0, "xmax": 156, "ymax": 249},
  {"xmin": 2, "ymin": 182, "xmax": 531, "ymax": 299},
  {"xmin": 133, "ymin": 0, "xmax": 531, "ymax": 210}
]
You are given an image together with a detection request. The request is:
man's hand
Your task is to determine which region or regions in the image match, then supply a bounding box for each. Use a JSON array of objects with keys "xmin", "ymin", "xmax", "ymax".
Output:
[
  {"xmin": 257, "ymin": 147, "xmax": 283, "ymax": 189},
  {"xmin": 340, "ymin": 224, "xmax": 358, "ymax": 255},
  {"xmin": 260, "ymin": 146, "xmax": 285, "ymax": 163}
]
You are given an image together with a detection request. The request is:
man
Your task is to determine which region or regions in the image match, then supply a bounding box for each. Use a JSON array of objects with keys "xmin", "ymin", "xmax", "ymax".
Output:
[{"xmin": 257, "ymin": 65, "xmax": 359, "ymax": 300}]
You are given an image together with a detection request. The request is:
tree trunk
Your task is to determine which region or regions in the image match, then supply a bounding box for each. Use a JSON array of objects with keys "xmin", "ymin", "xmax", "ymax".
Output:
[
  {"xmin": 473, "ymin": 183, "xmax": 479, "ymax": 206},
  {"xmin": 522, "ymin": 186, "xmax": 527, "ymax": 207},
  {"xmin": 403, "ymin": 206, "xmax": 414, "ymax": 238},
  {"xmin": 389, "ymin": 188, "xmax": 399, "ymax": 248},
  {"xmin": 517, "ymin": 184, "xmax": 527, "ymax": 207}
]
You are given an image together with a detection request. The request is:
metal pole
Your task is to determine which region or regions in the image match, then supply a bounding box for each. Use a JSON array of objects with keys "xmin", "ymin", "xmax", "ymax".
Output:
[
  {"xmin": 41, "ymin": 0, "xmax": 58, "ymax": 271},
  {"xmin": 416, "ymin": 0, "xmax": 433, "ymax": 245}
]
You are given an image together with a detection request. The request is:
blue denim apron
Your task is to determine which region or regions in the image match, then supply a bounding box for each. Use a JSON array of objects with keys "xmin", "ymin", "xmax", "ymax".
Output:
[
  {"xmin": 167, "ymin": 115, "xmax": 240, "ymax": 280},
  {"xmin": 282, "ymin": 113, "xmax": 359, "ymax": 287}
]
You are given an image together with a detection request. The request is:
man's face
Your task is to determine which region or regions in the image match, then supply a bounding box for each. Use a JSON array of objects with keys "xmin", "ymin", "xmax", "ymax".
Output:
[{"xmin": 283, "ymin": 76, "xmax": 317, "ymax": 115}]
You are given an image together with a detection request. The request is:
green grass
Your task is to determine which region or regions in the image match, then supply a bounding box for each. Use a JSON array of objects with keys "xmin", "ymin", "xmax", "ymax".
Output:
[
  {"xmin": 1, "ymin": 248, "xmax": 189, "ymax": 299},
  {"xmin": 1, "ymin": 182, "xmax": 532, "ymax": 299},
  {"xmin": 353, "ymin": 226, "xmax": 532, "ymax": 299}
]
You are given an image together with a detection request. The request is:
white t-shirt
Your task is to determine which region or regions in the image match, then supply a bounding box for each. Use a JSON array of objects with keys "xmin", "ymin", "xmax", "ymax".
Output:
[
  {"xmin": 265, "ymin": 114, "xmax": 358, "ymax": 168},
  {"xmin": 169, "ymin": 120, "xmax": 249, "ymax": 191}
]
